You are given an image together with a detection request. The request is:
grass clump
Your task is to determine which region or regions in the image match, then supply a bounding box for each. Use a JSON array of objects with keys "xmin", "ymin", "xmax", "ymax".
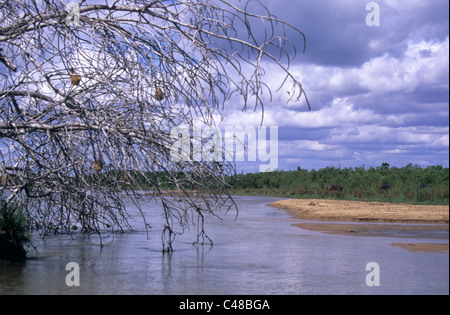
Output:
[{"xmin": 0, "ymin": 200, "xmax": 31, "ymax": 261}]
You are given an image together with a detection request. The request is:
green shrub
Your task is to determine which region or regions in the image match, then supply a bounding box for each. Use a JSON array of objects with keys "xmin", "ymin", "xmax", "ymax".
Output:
[
  {"xmin": 0, "ymin": 201, "xmax": 31, "ymax": 260},
  {"xmin": 227, "ymin": 164, "xmax": 449, "ymax": 205}
]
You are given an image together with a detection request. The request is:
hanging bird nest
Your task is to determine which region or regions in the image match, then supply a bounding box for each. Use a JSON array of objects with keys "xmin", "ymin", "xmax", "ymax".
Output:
[
  {"xmin": 70, "ymin": 68, "xmax": 81, "ymax": 86},
  {"xmin": 93, "ymin": 153, "xmax": 104, "ymax": 173},
  {"xmin": 153, "ymin": 87, "xmax": 165, "ymax": 101}
]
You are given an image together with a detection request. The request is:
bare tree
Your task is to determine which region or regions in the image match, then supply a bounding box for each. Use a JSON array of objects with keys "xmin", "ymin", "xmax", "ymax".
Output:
[{"xmin": 0, "ymin": 0, "xmax": 309, "ymax": 251}]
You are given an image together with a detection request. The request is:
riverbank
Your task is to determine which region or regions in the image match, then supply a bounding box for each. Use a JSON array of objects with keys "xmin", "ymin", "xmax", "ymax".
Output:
[
  {"xmin": 269, "ymin": 199, "xmax": 449, "ymax": 223},
  {"xmin": 269, "ymin": 199, "xmax": 449, "ymax": 254}
]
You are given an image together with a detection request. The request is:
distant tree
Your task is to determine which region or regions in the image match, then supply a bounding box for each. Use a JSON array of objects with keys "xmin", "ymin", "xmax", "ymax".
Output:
[{"xmin": 0, "ymin": 0, "xmax": 309, "ymax": 251}]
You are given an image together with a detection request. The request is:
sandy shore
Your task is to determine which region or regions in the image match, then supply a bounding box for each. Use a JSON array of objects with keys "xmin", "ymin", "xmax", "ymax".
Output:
[
  {"xmin": 293, "ymin": 222, "xmax": 449, "ymax": 238},
  {"xmin": 269, "ymin": 199, "xmax": 449, "ymax": 223},
  {"xmin": 269, "ymin": 199, "xmax": 449, "ymax": 254},
  {"xmin": 391, "ymin": 243, "xmax": 449, "ymax": 253}
]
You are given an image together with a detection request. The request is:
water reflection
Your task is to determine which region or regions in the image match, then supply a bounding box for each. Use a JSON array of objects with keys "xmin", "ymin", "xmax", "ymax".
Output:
[{"xmin": 0, "ymin": 196, "xmax": 448, "ymax": 295}]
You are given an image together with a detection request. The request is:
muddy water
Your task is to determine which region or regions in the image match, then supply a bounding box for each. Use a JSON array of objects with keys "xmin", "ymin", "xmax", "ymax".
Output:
[{"xmin": 0, "ymin": 196, "xmax": 448, "ymax": 295}]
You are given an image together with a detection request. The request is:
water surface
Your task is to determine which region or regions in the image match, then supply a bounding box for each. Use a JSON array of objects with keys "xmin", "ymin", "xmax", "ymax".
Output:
[{"xmin": 0, "ymin": 196, "xmax": 448, "ymax": 295}]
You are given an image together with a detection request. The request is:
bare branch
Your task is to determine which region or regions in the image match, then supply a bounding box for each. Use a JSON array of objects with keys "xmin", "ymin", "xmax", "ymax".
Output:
[{"xmin": 1, "ymin": 0, "xmax": 309, "ymax": 251}]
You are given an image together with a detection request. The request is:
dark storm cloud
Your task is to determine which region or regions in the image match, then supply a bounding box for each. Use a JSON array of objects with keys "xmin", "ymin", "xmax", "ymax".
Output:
[{"xmin": 267, "ymin": 0, "xmax": 449, "ymax": 66}]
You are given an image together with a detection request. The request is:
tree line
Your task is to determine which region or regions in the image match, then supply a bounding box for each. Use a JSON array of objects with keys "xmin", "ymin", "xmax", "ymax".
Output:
[{"xmin": 227, "ymin": 163, "xmax": 449, "ymax": 205}]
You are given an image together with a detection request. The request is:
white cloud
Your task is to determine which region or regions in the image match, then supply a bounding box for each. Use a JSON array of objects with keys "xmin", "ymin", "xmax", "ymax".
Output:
[
  {"xmin": 224, "ymin": 98, "xmax": 351, "ymax": 128},
  {"xmin": 281, "ymin": 140, "xmax": 338, "ymax": 152},
  {"xmin": 289, "ymin": 37, "xmax": 449, "ymax": 102},
  {"xmin": 326, "ymin": 125, "xmax": 449, "ymax": 149},
  {"xmin": 359, "ymin": 37, "xmax": 449, "ymax": 93},
  {"xmin": 268, "ymin": 97, "xmax": 398, "ymax": 129}
]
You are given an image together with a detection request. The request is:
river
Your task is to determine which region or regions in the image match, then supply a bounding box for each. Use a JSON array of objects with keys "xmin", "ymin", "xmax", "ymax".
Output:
[{"xmin": 0, "ymin": 196, "xmax": 448, "ymax": 295}]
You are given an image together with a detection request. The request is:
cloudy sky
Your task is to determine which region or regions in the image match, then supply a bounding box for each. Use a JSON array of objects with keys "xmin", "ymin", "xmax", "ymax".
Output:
[{"xmin": 221, "ymin": 0, "xmax": 449, "ymax": 172}]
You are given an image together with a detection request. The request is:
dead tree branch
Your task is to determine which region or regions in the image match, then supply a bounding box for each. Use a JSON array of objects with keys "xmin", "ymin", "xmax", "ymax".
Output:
[{"xmin": 1, "ymin": 0, "xmax": 308, "ymax": 250}]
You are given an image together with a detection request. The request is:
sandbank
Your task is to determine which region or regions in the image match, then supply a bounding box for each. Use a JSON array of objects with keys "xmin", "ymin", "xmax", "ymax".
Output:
[
  {"xmin": 269, "ymin": 199, "xmax": 449, "ymax": 223},
  {"xmin": 269, "ymin": 199, "xmax": 449, "ymax": 254},
  {"xmin": 391, "ymin": 243, "xmax": 449, "ymax": 253}
]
